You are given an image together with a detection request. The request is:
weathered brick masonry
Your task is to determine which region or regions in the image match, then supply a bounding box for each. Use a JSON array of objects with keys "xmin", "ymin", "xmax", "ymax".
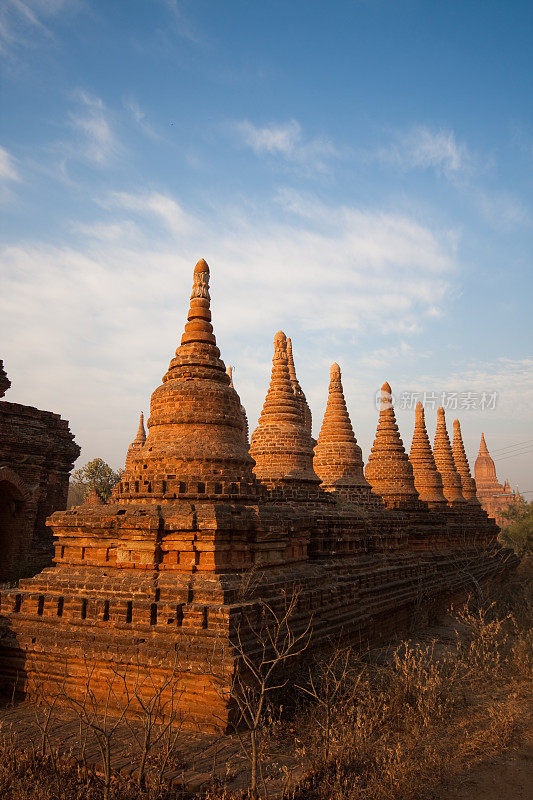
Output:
[
  {"xmin": 0, "ymin": 361, "xmax": 79, "ymax": 581},
  {"xmin": 0, "ymin": 260, "xmax": 517, "ymax": 731}
]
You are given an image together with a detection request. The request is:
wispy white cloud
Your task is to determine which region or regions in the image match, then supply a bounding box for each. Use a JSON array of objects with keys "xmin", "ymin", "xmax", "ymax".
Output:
[
  {"xmin": 233, "ymin": 119, "xmax": 340, "ymax": 173},
  {"xmin": 0, "ymin": 0, "xmax": 76, "ymax": 59},
  {"xmin": 67, "ymin": 90, "xmax": 119, "ymax": 166},
  {"xmin": 375, "ymin": 125, "xmax": 470, "ymax": 177},
  {"xmin": 473, "ymin": 188, "xmax": 531, "ymax": 229},
  {"xmin": 122, "ymin": 96, "xmax": 165, "ymax": 142},
  {"xmin": 103, "ymin": 191, "xmax": 195, "ymax": 236},
  {"xmin": 161, "ymin": 0, "xmax": 201, "ymax": 44},
  {"xmin": 0, "ymin": 145, "xmax": 19, "ymax": 182}
]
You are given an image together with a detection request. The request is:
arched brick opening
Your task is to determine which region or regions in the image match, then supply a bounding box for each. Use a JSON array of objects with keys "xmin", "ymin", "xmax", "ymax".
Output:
[{"xmin": 0, "ymin": 480, "xmax": 26, "ymax": 581}]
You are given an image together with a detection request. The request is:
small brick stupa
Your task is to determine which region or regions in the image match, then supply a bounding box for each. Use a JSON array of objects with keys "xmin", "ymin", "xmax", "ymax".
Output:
[
  {"xmin": 409, "ymin": 402, "xmax": 447, "ymax": 508},
  {"xmin": 433, "ymin": 407, "xmax": 466, "ymax": 507},
  {"xmin": 365, "ymin": 382, "xmax": 419, "ymax": 508},
  {"xmin": 452, "ymin": 419, "xmax": 480, "ymax": 504},
  {"xmin": 125, "ymin": 412, "xmax": 146, "ymax": 469},
  {"xmin": 313, "ymin": 364, "xmax": 371, "ymax": 502},
  {"xmin": 286, "ymin": 337, "xmax": 313, "ymax": 439},
  {"xmin": 250, "ymin": 331, "xmax": 321, "ymax": 500},
  {"xmin": 226, "ymin": 365, "xmax": 249, "ymax": 445}
]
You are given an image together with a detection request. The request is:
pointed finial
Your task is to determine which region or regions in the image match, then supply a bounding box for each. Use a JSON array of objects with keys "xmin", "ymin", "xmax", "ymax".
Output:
[
  {"xmin": 330, "ymin": 362, "xmax": 341, "ymax": 377},
  {"xmin": 194, "ymin": 258, "xmax": 209, "ymax": 274},
  {"xmin": 179, "ymin": 259, "xmax": 216, "ymax": 348},
  {"xmin": 135, "ymin": 412, "xmax": 146, "ymax": 444},
  {"xmin": 226, "ymin": 364, "xmax": 234, "ymax": 387}
]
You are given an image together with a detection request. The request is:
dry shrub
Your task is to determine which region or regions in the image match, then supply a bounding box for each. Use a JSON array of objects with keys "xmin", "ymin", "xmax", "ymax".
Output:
[{"xmin": 289, "ymin": 572, "xmax": 532, "ymax": 800}]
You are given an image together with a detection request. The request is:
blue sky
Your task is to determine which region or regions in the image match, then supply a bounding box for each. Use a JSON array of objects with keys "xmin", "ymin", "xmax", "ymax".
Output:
[{"xmin": 1, "ymin": 0, "xmax": 532, "ymax": 491}]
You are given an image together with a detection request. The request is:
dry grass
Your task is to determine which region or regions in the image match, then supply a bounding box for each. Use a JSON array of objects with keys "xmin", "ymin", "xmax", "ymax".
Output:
[
  {"xmin": 0, "ymin": 565, "xmax": 531, "ymax": 800},
  {"xmin": 286, "ymin": 564, "xmax": 532, "ymax": 800}
]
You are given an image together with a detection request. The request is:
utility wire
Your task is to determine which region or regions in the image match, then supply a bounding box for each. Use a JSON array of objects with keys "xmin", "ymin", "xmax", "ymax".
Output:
[
  {"xmin": 491, "ymin": 438, "xmax": 533, "ymax": 453},
  {"xmin": 494, "ymin": 447, "xmax": 533, "ymax": 462}
]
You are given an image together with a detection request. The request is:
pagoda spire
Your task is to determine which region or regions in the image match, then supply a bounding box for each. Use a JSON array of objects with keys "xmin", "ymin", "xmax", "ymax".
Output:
[
  {"xmin": 313, "ymin": 363, "xmax": 370, "ymax": 498},
  {"xmin": 117, "ymin": 259, "xmax": 255, "ymax": 502},
  {"xmin": 409, "ymin": 402, "xmax": 447, "ymax": 507},
  {"xmin": 163, "ymin": 258, "xmax": 227, "ymax": 384},
  {"xmin": 125, "ymin": 412, "xmax": 146, "ymax": 469},
  {"xmin": 134, "ymin": 412, "xmax": 146, "ymax": 446},
  {"xmin": 286, "ymin": 336, "xmax": 313, "ymax": 436},
  {"xmin": 452, "ymin": 418, "xmax": 479, "ymax": 503},
  {"xmin": 250, "ymin": 331, "xmax": 320, "ymax": 495},
  {"xmin": 433, "ymin": 407, "xmax": 466, "ymax": 505},
  {"xmin": 479, "ymin": 432, "xmax": 489, "ymax": 456},
  {"xmin": 364, "ymin": 381, "xmax": 419, "ymax": 508}
]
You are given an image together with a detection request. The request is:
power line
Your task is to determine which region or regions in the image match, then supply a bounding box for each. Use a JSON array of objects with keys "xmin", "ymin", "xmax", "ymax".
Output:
[
  {"xmin": 491, "ymin": 438, "xmax": 533, "ymax": 453},
  {"xmin": 493, "ymin": 447, "xmax": 533, "ymax": 462},
  {"xmin": 493, "ymin": 448, "xmax": 533, "ymax": 460}
]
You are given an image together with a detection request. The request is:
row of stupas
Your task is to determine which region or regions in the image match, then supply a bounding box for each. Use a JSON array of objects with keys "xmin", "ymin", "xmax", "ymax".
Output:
[
  {"xmin": 121, "ymin": 343, "xmax": 482, "ymax": 514},
  {"xmin": 0, "ymin": 259, "xmax": 517, "ymax": 731}
]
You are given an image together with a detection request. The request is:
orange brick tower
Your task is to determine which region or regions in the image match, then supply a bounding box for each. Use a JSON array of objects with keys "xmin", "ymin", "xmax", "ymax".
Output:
[
  {"xmin": 286, "ymin": 336, "xmax": 313, "ymax": 438},
  {"xmin": 365, "ymin": 382, "xmax": 419, "ymax": 508},
  {"xmin": 433, "ymin": 408, "xmax": 466, "ymax": 507},
  {"xmin": 474, "ymin": 434, "xmax": 499, "ymax": 493},
  {"xmin": 313, "ymin": 363, "xmax": 371, "ymax": 501},
  {"xmin": 474, "ymin": 434, "xmax": 518, "ymax": 524},
  {"xmin": 125, "ymin": 412, "xmax": 146, "ymax": 469},
  {"xmin": 409, "ymin": 402, "xmax": 447, "ymax": 508},
  {"xmin": 452, "ymin": 419, "xmax": 480, "ymax": 504},
  {"xmin": 226, "ymin": 365, "xmax": 249, "ymax": 446},
  {"xmin": 116, "ymin": 258, "xmax": 256, "ymax": 503},
  {"xmin": 250, "ymin": 332, "xmax": 321, "ymax": 500}
]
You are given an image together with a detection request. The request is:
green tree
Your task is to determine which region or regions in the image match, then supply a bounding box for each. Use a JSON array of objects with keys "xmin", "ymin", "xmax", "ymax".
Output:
[
  {"xmin": 499, "ymin": 499, "xmax": 533, "ymax": 557},
  {"xmin": 70, "ymin": 458, "xmax": 123, "ymax": 504}
]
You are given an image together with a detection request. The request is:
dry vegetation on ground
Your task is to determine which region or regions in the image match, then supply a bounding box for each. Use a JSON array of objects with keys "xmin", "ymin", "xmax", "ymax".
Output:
[{"xmin": 0, "ymin": 561, "xmax": 531, "ymax": 800}]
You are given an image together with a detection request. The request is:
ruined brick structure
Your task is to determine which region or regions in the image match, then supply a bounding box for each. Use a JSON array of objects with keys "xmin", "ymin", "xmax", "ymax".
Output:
[
  {"xmin": 474, "ymin": 433, "xmax": 521, "ymax": 526},
  {"xmin": 0, "ymin": 361, "xmax": 80, "ymax": 581},
  {"xmin": 0, "ymin": 261, "xmax": 517, "ymax": 731}
]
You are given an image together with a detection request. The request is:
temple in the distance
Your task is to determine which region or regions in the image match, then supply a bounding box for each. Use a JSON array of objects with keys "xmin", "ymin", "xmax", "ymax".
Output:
[
  {"xmin": 474, "ymin": 433, "xmax": 521, "ymax": 526},
  {"xmin": 0, "ymin": 259, "xmax": 518, "ymax": 731}
]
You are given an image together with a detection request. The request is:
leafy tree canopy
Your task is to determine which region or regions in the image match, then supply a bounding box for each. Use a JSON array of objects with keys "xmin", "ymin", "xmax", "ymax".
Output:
[
  {"xmin": 499, "ymin": 499, "xmax": 533, "ymax": 558},
  {"xmin": 71, "ymin": 458, "xmax": 123, "ymax": 502}
]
